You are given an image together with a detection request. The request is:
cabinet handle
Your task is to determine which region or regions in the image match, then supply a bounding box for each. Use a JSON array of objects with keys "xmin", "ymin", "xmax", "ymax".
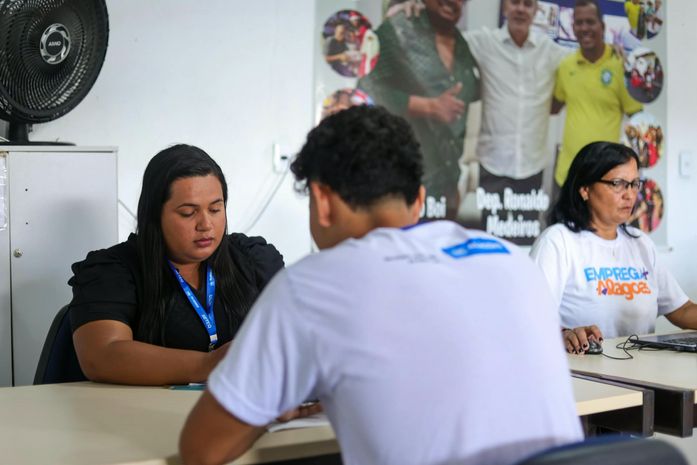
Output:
[{"xmin": 13, "ymin": 249, "xmax": 22, "ymax": 258}]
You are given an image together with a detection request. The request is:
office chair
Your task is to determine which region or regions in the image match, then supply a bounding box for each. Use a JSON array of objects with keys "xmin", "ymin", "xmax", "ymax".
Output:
[
  {"xmin": 516, "ymin": 436, "xmax": 687, "ymax": 465},
  {"xmin": 33, "ymin": 305, "xmax": 87, "ymax": 384}
]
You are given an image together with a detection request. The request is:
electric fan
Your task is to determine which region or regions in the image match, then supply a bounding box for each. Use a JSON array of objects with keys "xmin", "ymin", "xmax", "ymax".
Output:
[{"xmin": 0, "ymin": 0, "xmax": 109, "ymax": 144}]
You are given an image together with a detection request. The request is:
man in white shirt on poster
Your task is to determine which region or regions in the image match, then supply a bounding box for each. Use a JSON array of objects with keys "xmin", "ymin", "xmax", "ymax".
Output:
[
  {"xmin": 465, "ymin": 0, "xmax": 566, "ymax": 185},
  {"xmin": 179, "ymin": 105, "xmax": 582, "ymax": 465},
  {"xmin": 462, "ymin": 0, "xmax": 568, "ymax": 238},
  {"xmin": 382, "ymin": 0, "xmax": 567, "ymax": 243}
]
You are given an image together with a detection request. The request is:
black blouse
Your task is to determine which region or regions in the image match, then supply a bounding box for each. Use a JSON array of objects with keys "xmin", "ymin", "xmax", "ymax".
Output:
[{"xmin": 68, "ymin": 233, "xmax": 283, "ymax": 352}]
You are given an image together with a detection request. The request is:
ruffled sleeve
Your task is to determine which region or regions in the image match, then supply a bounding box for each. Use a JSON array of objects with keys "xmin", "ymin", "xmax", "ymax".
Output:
[
  {"xmin": 227, "ymin": 233, "xmax": 284, "ymax": 291},
  {"xmin": 68, "ymin": 237, "xmax": 140, "ymax": 332}
]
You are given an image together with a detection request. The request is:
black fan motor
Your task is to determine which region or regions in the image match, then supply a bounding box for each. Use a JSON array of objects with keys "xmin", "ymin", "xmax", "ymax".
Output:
[{"xmin": 0, "ymin": 0, "xmax": 109, "ymax": 143}]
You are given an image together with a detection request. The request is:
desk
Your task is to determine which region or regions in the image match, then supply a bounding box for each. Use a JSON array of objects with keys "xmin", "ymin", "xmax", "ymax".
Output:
[
  {"xmin": 572, "ymin": 376, "xmax": 651, "ymax": 436},
  {"xmin": 572, "ymin": 376, "xmax": 645, "ymax": 416},
  {"xmin": 0, "ymin": 382, "xmax": 338, "ymax": 465},
  {"xmin": 0, "ymin": 379, "xmax": 648, "ymax": 465},
  {"xmin": 568, "ymin": 333, "xmax": 697, "ymax": 437}
]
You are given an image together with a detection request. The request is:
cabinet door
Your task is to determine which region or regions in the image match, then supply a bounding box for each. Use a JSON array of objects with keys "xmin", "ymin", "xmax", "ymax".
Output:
[
  {"xmin": 0, "ymin": 153, "xmax": 10, "ymax": 387},
  {"xmin": 8, "ymin": 151, "xmax": 117, "ymax": 386}
]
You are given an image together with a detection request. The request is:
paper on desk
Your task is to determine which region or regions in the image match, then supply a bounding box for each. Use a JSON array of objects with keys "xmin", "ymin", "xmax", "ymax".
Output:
[
  {"xmin": 267, "ymin": 413, "xmax": 330, "ymax": 432},
  {"xmin": 168, "ymin": 383, "xmax": 206, "ymax": 391}
]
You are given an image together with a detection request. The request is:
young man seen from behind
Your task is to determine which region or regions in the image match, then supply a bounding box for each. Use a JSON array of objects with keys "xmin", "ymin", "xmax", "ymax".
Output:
[{"xmin": 179, "ymin": 105, "xmax": 582, "ymax": 465}]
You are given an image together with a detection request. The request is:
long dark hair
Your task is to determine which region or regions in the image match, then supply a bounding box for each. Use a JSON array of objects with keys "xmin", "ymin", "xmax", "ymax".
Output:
[
  {"xmin": 549, "ymin": 141, "xmax": 640, "ymax": 236},
  {"xmin": 135, "ymin": 144, "xmax": 254, "ymax": 344}
]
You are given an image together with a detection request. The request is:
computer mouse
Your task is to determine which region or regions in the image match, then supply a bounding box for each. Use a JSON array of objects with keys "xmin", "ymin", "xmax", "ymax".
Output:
[{"xmin": 586, "ymin": 339, "xmax": 603, "ymax": 355}]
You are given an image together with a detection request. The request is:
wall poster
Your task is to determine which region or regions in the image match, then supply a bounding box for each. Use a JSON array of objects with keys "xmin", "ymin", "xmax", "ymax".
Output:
[{"xmin": 314, "ymin": 0, "xmax": 667, "ymax": 246}]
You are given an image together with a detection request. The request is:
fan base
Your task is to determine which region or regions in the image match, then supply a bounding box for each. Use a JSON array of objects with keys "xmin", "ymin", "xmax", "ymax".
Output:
[{"xmin": 0, "ymin": 122, "xmax": 75, "ymax": 146}]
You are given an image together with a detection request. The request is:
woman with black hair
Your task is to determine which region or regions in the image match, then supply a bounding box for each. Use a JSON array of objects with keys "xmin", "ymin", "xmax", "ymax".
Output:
[
  {"xmin": 69, "ymin": 144, "xmax": 283, "ymax": 385},
  {"xmin": 531, "ymin": 141, "xmax": 697, "ymax": 354}
]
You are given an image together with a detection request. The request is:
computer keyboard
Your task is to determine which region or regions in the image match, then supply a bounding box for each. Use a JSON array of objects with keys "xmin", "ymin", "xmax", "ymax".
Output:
[{"xmin": 664, "ymin": 337, "xmax": 697, "ymax": 345}]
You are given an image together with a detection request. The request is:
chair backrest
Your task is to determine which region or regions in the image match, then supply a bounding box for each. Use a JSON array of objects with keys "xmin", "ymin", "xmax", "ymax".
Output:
[
  {"xmin": 33, "ymin": 305, "xmax": 87, "ymax": 385},
  {"xmin": 516, "ymin": 436, "xmax": 688, "ymax": 465}
]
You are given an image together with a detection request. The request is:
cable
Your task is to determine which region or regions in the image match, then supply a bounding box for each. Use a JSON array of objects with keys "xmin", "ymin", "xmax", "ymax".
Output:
[
  {"xmin": 241, "ymin": 166, "xmax": 289, "ymax": 234},
  {"xmin": 600, "ymin": 335, "xmax": 639, "ymax": 360},
  {"xmin": 118, "ymin": 198, "xmax": 137, "ymax": 221},
  {"xmin": 600, "ymin": 334, "xmax": 663, "ymax": 360}
]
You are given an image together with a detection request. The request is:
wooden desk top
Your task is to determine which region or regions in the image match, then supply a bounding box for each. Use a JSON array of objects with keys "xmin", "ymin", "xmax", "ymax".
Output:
[
  {"xmin": 0, "ymin": 382, "xmax": 337, "ymax": 465},
  {"xmin": 567, "ymin": 333, "xmax": 697, "ymax": 398},
  {"xmin": 571, "ymin": 377, "xmax": 644, "ymax": 416},
  {"xmin": 0, "ymin": 378, "xmax": 646, "ymax": 465}
]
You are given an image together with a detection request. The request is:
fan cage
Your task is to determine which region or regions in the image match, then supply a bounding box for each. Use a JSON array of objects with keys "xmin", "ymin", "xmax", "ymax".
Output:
[{"xmin": 0, "ymin": 0, "xmax": 108, "ymax": 124}]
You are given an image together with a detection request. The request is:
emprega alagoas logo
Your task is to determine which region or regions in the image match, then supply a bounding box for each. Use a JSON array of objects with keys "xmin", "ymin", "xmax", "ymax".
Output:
[{"xmin": 584, "ymin": 266, "xmax": 651, "ymax": 301}]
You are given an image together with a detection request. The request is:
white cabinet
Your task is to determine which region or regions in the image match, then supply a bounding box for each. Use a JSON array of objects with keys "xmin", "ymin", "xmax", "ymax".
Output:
[{"xmin": 0, "ymin": 146, "xmax": 117, "ymax": 386}]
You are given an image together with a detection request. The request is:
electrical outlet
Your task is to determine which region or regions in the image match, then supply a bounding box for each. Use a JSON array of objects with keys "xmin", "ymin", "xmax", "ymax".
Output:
[
  {"xmin": 272, "ymin": 143, "xmax": 290, "ymax": 173},
  {"xmin": 679, "ymin": 151, "xmax": 694, "ymax": 178}
]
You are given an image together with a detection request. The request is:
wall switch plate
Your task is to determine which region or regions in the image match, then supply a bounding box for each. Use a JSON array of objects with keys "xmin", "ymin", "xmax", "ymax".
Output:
[
  {"xmin": 679, "ymin": 151, "xmax": 694, "ymax": 178},
  {"xmin": 272, "ymin": 143, "xmax": 289, "ymax": 173}
]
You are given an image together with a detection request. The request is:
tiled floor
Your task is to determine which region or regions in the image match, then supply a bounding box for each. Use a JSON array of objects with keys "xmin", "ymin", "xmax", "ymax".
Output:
[{"xmin": 655, "ymin": 433, "xmax": 697, "ymax": 465}]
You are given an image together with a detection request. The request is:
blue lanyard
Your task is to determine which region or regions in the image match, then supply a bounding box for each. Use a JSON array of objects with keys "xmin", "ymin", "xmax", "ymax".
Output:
[{"xmin": 168, "ymin": 262, "xmax": 217, "ymax": 351}]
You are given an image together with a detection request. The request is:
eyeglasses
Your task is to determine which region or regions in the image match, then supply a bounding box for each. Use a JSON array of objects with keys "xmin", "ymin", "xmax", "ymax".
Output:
[{"xmin": 596, "ymin": 178, "xmax": 644, "ymax": 193}]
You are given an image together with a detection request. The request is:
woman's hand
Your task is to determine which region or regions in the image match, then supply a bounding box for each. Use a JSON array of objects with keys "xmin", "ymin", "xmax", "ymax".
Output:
[
  {"xmin": 200, "ymin": 341, "xmax": 232, "ymax": 378},
  {"xmin": 562, "ymin": 325, "xmax": 603, "ymax": 354},
  {"xmin": 386, "ymin": 0, "xmax": 424, "ymax": 19},
  {"xmin": 276, "ymin": 402, "xmax": 323, "ymax": 423}
]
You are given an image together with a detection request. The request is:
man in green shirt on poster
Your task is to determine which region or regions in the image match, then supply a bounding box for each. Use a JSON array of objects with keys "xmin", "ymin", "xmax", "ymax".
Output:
[{"xmin": 359, "ymin": 0, "xmax": 480, "ymax": 221}]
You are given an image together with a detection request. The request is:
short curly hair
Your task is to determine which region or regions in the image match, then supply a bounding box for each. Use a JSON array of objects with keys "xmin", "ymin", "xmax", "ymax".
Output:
[{"xmin": 291, "ymin": 105, "xmax": 424, "ymax": 208}]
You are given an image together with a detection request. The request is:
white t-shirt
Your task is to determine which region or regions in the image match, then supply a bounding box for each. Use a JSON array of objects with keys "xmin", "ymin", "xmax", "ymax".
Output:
[
  {"xmin": 464, "ymin": 26, "xmax": 568, "ymax": 178},
  {"xmin": 530, "ymin": 224, "xmax": 688, "ymax": 338},
  {"xmin": 209, "ymin": 221, "xmax": 582, "ymax": 465}
]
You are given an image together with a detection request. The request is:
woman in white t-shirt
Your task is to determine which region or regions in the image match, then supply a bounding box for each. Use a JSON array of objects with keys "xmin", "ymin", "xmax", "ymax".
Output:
[{"xmin": 531, "ymin": 142, "xmax": 697, "ymax": 353}]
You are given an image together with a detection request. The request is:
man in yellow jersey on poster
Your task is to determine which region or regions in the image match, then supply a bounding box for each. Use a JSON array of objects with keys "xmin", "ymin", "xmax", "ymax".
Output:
[{"xmin": 553, "ymin": 0, "xmax": 642, "ymax": 188}]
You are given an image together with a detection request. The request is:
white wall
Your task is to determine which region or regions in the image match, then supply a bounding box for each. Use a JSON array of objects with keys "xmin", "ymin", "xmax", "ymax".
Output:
[
  {"xmin": 31, "ymin": 0, "xmax": 316, "ymax": 264},
  {"xmin": 655, "ymin": 0, "xmax": 697, "ymax": 331},
  {"xmin": 27, "ymin": 0, "xmax": 697, "ymax": 296}
]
